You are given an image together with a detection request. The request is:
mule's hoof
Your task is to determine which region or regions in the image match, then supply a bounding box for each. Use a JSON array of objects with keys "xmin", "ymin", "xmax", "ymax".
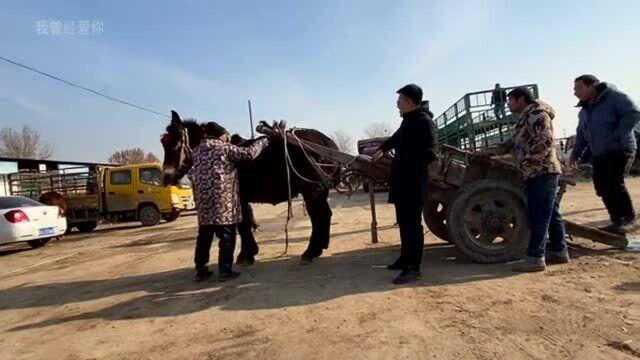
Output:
[
  {"xmin": 300, "ymin": 255, "xmax": 314, "ymax": 265},
  {"xmin": 236, "ymin": 256, "xmax": 256, "ymax": 266}
]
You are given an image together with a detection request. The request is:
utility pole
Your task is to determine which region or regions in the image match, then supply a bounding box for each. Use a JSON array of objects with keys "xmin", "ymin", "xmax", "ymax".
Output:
[{"xmin": 248, "ymin": 100, "xmax": 255, "ymax": 139}]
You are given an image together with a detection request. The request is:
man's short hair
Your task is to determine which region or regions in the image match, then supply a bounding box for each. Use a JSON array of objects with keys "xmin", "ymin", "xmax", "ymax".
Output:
[
  {"xmin": 397, "ymin": 84, "xmax": 423, "ymax": 105},
  {"xmin": 507, "ymin": 87, "xmax": 535, "ymax": 104},
  {"xmin": 575, "ymin": 74, "xmax": 600, "ymax": 86},
  {"xmin": 203, "ymin": 121, "xmax": 228, "ymax": 138}
]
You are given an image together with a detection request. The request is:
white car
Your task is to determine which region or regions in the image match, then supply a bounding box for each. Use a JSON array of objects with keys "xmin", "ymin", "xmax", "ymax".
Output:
[{"xmin": 0, "ymin": 196, "xmax": 67, "ymax": 248}]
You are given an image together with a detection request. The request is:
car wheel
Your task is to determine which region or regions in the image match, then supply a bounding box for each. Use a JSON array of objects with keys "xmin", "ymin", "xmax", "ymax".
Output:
[
  {"xmin": 139, "ymin": 205, "xmax": 161, "ymax": 226},
  {"xmin": 77, "ymin": 221, "xmax": 98, "ymax": 233}
]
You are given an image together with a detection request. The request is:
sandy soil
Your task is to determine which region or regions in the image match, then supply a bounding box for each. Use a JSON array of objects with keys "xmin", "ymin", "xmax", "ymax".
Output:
[{"xmin": 1, "ymin": 179, "xmax": 639, "ymax": 360}]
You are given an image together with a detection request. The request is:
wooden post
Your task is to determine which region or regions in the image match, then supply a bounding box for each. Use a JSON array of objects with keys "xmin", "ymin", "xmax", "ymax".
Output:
[
  {"xmin": 369, "ymin": 179, "xmax": 378, "ymax": 244},
  {"xmin": 248, "ymin": 100, "xmax": 255, "ymax": 139}
]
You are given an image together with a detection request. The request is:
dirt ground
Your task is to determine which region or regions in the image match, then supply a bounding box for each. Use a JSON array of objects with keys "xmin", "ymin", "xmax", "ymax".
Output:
[{"xmin": 1, "ymin": 179, "xmax": 639, "ymax": 360}]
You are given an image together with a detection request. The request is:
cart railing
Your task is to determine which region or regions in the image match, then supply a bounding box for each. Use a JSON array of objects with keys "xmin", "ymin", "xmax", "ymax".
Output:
[
  {"xmin": 434, "ymin": 84, "xmax": 539, "ymax": 152},
  {"xmin": 8, "ymin": 167, "xmax": 99, "ymax": 200}
]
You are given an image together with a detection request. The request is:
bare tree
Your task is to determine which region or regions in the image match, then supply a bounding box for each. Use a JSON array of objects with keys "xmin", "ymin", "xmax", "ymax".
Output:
[
  {"xmin": 330, "ymin": 130, "xmax": 355, "ymax": 154},
  {"xmin": 109, "ymin": 148, "xmax": 159, "ymax": 165},
  {"xmin": 145, "ymin": 152, "xmax": 159, "ymax": 163},
  {"xmin": 0, "ymin": 126, "xmax": 54, "ymax": 159},
  {"xmin": 364, "ymin": 122, "xmax": 393, "ymax": 138}
]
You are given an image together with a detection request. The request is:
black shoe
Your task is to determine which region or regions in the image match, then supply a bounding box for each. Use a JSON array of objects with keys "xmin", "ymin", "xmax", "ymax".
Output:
[
  {"xmin": 218, "ymin": 271, "xmax": 241, "ymax": 282},
  {"xmin": 392, "ymin": 269, "xmax": 422, "ymax": 285},
  {"xmin": 546, "ymin": 249, "xmax": 570, "ymax": 265},
  {"xmin": 618, "ymin": 217, "xmax": 638, "ymax": 234},
  {"xmin": 512, "ymin": 257, "xmax": 547, "ymax": 272},
  {"xmin": 193, "ymin": 269, "xmax": 214, "ymax": 282},
  {"xmin": 386, "ymin": 258, "xmax": 406, "ymax": 271}
]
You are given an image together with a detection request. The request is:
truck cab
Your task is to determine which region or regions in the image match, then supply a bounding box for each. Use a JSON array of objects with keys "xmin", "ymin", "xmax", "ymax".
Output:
[{"xmin": 101, "ymin": 163, "xmax": 194, "ymax": 226}]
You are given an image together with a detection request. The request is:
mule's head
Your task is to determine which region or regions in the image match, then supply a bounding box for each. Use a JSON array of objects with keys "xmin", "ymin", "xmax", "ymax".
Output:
[{"xmin": 161, "ymin": 110, "xmax": 197, "ymax": 186}]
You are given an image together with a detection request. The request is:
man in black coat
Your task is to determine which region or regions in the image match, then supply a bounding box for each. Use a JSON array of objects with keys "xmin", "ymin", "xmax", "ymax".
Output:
[{"xmin": 373, "ymin": 84, "xmax": 437, "ymax": 284}]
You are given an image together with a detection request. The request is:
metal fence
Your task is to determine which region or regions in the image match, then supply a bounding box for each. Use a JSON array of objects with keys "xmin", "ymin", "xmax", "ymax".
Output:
[
  {"xmin": 0, "ymin": 174, "xmax": 9, "ymax": 197},
  {"xmin": 7, "ymin": 167, "xmax": 97, "ymax": 200},
  {"xmin": 434, "ymin": 84, "xmax": 539, "ymax": 151}
]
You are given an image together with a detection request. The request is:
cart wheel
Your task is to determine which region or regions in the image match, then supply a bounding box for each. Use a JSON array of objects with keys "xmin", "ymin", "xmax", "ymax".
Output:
[
  {"xmin": 447, "ymin": 180, "xmax": 529, "ymax": 263},
  {"xmin": 423, "ymin": 198, "xmax": 450, "ymax": 242},
  {"xmin": 139, "ymin": 205, "xmax": 161, "ymax": 226}
]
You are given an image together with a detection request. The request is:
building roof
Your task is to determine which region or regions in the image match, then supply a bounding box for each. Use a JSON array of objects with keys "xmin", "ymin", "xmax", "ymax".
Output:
[{"xmin": 0, "ymin": 156, "xmax": 115, "ymax": 167}]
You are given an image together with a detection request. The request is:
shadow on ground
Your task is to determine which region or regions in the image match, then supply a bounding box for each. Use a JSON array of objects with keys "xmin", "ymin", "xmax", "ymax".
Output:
[
  {"xmin": 0, "ymin": 243, "xmax": 34, "ymax": 256},
  {"xmin": 2, "ymin": 242, "xmax": 517, "ymax": 332}
]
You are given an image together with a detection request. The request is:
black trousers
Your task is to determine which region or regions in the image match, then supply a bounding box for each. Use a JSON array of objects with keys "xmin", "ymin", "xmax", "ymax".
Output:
[
  {"xmin": 394, "ymin": 200, "xmax": 424, "ymax": 271},
  {"xmin": 194, "ymin": 224, "xmax": 237, "ymax": 274},
  {"xmin": 592, "ymin": 151, "xmax": 636, "ymax": 223}
]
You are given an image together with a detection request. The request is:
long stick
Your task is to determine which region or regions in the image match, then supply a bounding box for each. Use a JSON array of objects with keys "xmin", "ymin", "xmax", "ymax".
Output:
[
  {"xmin": 369, "ymin": 179, "xmax": 378, "ymax": 244},
  {"xmin": 248, "ymin": 100, "xmax": 255, "ymax": 139},
  {"xmin": 564, "ymin": 220, "xmax": 628, "ymax": 248}
]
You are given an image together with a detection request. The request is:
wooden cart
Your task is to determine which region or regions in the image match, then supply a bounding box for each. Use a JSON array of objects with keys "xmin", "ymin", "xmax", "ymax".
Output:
[{"xmin": 261, "ymin": 127, "xmax": 629, "ymax": 263}]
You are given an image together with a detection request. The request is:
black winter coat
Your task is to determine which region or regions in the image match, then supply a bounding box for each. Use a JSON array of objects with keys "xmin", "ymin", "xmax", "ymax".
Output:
[{"xmin": 380, "ymin": 102, "xmax": 437, "ymax": 204}]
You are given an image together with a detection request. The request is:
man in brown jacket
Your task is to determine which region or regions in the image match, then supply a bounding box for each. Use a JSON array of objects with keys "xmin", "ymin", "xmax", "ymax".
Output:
[{"xmin": 484, "ymin": 87, "xmax": 569, "ymax": 272}]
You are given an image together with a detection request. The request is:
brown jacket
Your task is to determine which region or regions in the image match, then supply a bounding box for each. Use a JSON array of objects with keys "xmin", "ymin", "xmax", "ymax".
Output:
[{"xmin": 497, "ymin": 100, "xmax": 562, "ymax": 180}]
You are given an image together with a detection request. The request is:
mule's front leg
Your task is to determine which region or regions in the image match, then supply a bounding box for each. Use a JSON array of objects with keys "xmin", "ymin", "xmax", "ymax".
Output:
[{"xmin": 301, "ymin": 188, "xmax": 332, "ymax": 263}]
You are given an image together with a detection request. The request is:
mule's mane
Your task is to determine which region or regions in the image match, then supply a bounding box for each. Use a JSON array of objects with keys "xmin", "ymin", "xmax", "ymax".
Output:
[{"xmin": 184, "ymin": 120, "xmax": 203, "ymax": 147}]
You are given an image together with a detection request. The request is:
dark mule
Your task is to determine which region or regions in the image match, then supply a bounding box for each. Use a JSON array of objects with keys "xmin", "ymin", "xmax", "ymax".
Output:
[
  {"xmin": 38, "ymin": 191, "xmax": 68, "ymax": 237},
  {"xmin": 161, "ymin": 110, "xmax": 339, "ymax": 263},
  {"xmin": 39, "ymin": 191, "xmax": 67, "ymax": 215}
]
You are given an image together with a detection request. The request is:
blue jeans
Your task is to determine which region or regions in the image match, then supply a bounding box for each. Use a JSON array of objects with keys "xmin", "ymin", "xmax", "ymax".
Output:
[{"xmin": 525, "ymin": 174, "xmax": 567, "ymax": 258}]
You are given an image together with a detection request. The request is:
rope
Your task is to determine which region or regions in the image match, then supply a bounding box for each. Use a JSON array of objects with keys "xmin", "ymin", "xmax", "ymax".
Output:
[
  {"xmin": 280, "ymin": 131, "xmax": 326, "ymax": 185},
  {"xmin": 285, "ymin": 148, "xmax": 324, "ymax": 184},
  {"xmin": 278, "ymin": 128, "xmax": 336, "ymax": 255},
  {"xmin": 290, "ymin": 129, "xmax": 335, "ymax": 184},
  {"xmin": 0, "ymin": 55, "xmax": 169, "ymax": 118},
  {"xmin": 282, "ymin": 130, "xmax": 293, "ymax": 255}
]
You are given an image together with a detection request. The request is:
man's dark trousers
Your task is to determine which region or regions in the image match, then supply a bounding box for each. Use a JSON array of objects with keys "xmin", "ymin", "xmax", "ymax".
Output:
[
  {"xmin": 194, "ymin": 224, "xmax": 237, "ymax": 274},
  {"xmin": 592, "ymin": 151, "xmax": 636, "ymax": 223},
  {"xmin": 525, "ymin": 174, "xmax": 567, "ymax": 258},
  {"xmin": 394, "ymin": 199, "xmax": 424, "ymax": 271}
]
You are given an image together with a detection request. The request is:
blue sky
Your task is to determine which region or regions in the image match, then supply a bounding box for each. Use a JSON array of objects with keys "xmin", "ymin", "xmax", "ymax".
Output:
[{"xmin": 1, "ymin": 0, "xmax": 639, "ymax": 162}]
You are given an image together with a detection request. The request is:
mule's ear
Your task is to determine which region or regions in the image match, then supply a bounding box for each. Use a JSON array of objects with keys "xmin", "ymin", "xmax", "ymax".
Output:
[{"xmin": 171, "ymin": 110, "xmax": 182, "ymax": 125}]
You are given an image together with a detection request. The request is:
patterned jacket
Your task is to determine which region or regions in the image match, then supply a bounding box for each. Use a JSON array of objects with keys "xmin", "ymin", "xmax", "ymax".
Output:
[
  {"xmin": 497, "ymin": 100, "xmax": 562, "ymax": 180},
  {"xmin": 189, "ymin": 138, "xmax": 269, "ymax": 226}
]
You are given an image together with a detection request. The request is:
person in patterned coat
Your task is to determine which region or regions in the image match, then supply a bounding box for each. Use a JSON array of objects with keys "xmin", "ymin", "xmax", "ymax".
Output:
[
  {"xmin": 189, "ymin": 121, "xmax": 270, "ymax": 282},
  {"xmin": 484, "ymin": 87, "xmax": 569, "ymax": 272}
]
